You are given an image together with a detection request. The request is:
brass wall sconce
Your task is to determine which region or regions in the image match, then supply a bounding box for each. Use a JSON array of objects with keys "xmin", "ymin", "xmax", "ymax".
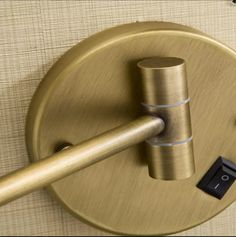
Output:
[{"xmin": 1, "ymin": 22, "xmax": 236, "ymax": 235}]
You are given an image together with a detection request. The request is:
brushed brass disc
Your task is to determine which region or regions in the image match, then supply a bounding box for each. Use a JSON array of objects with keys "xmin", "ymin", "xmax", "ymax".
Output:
[{"xmin": 26, "ymin": 22, "xmax": 236, "ymax": 235}]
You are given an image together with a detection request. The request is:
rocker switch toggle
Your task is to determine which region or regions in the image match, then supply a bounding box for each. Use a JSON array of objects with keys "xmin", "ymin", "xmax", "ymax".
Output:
[{"xmin": 197, "ymin": 157, "xmax": 236, "ymax": 199}]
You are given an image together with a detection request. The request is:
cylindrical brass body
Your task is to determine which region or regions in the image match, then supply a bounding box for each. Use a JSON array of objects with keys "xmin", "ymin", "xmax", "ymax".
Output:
[
  {"xmin": 138, "ymin": 57, "xmax": 195, "ymax": 180},
  {"xmin": 0, "ymin": 116, "xmax": 164, "ymax": 206},
  {"xmin": 146, "ymin": 140, "xmax": 194, "ymax": 180},
  {"xmin": 138, "ymin": 57, "xmax": 189, "ymax": 105}
]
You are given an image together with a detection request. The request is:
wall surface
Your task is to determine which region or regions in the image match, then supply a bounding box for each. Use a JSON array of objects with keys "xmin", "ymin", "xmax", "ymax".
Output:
[{"xmin": 0, "ymin": 0, "xmax": 236, "ymax": 236}]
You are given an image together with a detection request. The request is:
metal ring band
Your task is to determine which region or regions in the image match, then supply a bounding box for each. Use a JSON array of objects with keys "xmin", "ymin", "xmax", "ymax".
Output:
[
  {"xmin": 142, "ymin": 97, "xmax": 190, "ymax": 109},
  {"xmin": 146, "ymin": 136, "xmax": 193, "ymax": 147}
]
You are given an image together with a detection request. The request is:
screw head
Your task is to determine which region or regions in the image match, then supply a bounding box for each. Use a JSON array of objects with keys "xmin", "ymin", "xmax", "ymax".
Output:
[{"xmin": 55, "ymin": 142, "xmax": 72, "ymax": 152}]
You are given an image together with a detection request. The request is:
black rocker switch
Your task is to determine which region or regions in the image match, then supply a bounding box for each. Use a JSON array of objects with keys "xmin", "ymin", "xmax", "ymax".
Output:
[{"xmin": 197, "ymin": 157, "xmax": 236, "ymax": 199}]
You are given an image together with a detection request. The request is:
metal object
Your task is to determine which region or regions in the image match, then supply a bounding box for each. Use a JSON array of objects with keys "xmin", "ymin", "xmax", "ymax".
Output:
[
  {"xmin": 0, "ymin": 21, "xmax": 236, "ymax": 235},
  {"xmin": 0, "ymin": 116, "xmax": 164, "ymax": 206},
  {"xmin": 0, "ymin": 56, "xmax": 195, "ymax": 205},
  {"xmin": 138, "ymin": 57, "xmax": 195, "ymax": 179},
  {"xmin": 0, "ymin": 54, "xmax": 194, "ymax": 206}
]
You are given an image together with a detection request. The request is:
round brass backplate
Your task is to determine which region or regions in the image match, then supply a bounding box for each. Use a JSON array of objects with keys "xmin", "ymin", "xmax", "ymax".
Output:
[{"xmin": 26, "ymin": 22, "xmax": 236, "ymax": 235}]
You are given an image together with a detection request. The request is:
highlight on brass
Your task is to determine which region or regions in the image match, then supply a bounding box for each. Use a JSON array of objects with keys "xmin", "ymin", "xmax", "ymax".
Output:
[{"xmin": 138, "ymin": 57, "xmax": 195, "ymax": 180}]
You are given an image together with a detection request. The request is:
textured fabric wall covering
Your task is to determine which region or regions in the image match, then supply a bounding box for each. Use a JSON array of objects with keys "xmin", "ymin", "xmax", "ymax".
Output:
[{"xmin": 0, "ymin": 0, "xmax": 236, "ymax": 236}]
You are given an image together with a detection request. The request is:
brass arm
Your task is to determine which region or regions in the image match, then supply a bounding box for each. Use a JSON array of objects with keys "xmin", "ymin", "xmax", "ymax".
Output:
[{"xmin": 0, "ymin": 116, "xmax": 164, "ymax": 206}]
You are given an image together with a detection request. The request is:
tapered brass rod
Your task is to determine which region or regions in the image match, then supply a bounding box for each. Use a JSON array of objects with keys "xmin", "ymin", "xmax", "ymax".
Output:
[{"xmin": 0, "ymin": 115, "xmax": 164, "ymax": 206}]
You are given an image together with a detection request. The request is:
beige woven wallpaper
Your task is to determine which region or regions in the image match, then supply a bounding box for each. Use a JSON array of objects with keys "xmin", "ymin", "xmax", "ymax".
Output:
[{"xmin": 0, "ymin": 0, "xmax": 236, "ymax": 236}]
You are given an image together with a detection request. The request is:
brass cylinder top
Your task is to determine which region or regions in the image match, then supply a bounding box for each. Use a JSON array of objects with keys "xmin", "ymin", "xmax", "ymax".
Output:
[{"xmin": 138, "ymin": 57, "xmax": 188, "ymax": 106}]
